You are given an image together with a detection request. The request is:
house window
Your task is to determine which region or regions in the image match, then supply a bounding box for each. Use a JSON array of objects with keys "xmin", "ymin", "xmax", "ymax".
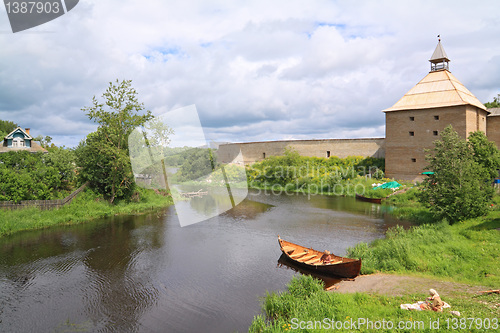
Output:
[
  {"xmin": 434, "ymin": 115, "xmax": 439, "ymax": 120},
  {"xmin": 409, "ymin": 116, "xmax": 415, "ymax": 121},
  {"xmin": 433, "ymin": 131, "xmax": 438, "ymax": 136},
  {"xmin": 409, "ymin": 131, "xmax": 415, "ymax": 136},
  {"xmin": 262, "ymin": 152, "xmax": 266, "ymax": 159},
  {"xmin": 411, "ymin": 158, "xmax": 416, "ymax": 163},
  {"xmin": 12, "ymin": 138, "xmax": 24, "ymax": 147},
  {"xmin": 326, "ymin": 151, "xmax": 331, "ymax": 158}
]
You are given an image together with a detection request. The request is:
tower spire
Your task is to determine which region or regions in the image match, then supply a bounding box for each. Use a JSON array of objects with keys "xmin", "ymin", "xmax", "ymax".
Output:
[{"xmin": 429, "ymin": 36, "xmax": 450, "ymax": 72}]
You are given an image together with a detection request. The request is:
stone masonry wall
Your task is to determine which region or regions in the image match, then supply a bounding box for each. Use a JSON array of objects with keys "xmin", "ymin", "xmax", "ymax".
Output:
[
  {"xmin": 385, "ymin": 105, "xmax": 487, "ymax": 181},
  {"xmin": 217, "ymin": 138, "xmax": 385, "ymax": 165}
]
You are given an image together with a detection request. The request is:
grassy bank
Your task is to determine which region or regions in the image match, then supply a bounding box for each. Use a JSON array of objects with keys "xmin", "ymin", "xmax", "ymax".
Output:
[
  {"xmin": 346, "ymin": 219, "xmax": 500, "ymax": 288},
  {"xmin": 345, "ymin": 186, "xmax": 500, "ymax": 287},
  {"xmin": 249, "ymin": 275, "xmax": 499, "ymax": 333},
  {"xmin": 0, "ymin": 187, "xmax": 173, "ymax": 237}
]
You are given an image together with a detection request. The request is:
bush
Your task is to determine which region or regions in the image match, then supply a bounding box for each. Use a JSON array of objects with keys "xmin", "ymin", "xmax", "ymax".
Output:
[
  {"xmin": 419, "ymin": 126, "xmax": 494, "ymax": 223},
  {"xmin": 0, "ymin": 151, "xmax": 67, "ymax": 202}
]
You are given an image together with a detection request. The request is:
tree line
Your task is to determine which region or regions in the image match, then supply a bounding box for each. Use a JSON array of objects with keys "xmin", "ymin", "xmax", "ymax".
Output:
[{"xmin": 0, "ymin": 80, "xmax": 170, "ymax": 203}]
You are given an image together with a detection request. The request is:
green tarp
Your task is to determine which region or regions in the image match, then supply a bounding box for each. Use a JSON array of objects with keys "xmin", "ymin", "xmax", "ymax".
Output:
[{"xmin": 373, "ymin": 181, "xmax": 401, "ymax": 190}]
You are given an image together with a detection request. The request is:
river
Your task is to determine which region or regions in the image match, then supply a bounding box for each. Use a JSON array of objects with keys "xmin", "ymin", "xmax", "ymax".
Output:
[{"xmin": 0, "ymin": 189, "xmax": 410, "ymax": 332}]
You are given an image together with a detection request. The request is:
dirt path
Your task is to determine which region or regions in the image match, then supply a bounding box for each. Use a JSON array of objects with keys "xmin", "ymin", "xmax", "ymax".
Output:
[{"xmin": 333, "ymin": 273, "xmax": 488, "ymax": 297}]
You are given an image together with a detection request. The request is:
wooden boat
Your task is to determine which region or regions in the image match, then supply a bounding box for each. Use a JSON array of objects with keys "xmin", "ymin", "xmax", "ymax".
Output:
[
  {"xmin": 278, "ymin": 237, "xmax": 361, "ymax": 278},
  {"xmin": 355, "ymin": 193, "xmax": 382, "ymax": 204}
]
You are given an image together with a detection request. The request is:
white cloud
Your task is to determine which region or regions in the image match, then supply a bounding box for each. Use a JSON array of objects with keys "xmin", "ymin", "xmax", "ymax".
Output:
[{"xmin": 1, "ymin": 0, "xmax": 500, "ymax": 147}]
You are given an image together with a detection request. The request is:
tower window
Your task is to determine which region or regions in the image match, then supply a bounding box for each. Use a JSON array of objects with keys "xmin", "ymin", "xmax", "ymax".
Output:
[
  {"xmin": 409, "ymin": 116, "xmax": 415, "ymax": 121},
  {"xmin": 262, "ymin": 153, "xmax": 266, "ymax": 159},
  {"xmin": 409, "ymin": 131, "xmax": 415, "ymax": 136},
  {"xmin": 434, "ymin": 115, "xmax": 439, "ymax": 120},
  {"xmin": 433, "ymin": 131, "xmax": 438, "ymax": 136},
  {"xmin": 411, "ymin": 158, "xmax": 416, "ymax": 163},
  {"xmin": 326, "ymin": 151, "xmax": 331, "ymax": 158}
]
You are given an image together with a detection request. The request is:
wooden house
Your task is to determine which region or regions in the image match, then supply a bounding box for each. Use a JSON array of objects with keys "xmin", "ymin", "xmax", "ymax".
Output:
[{"xmin": 0, "ymin": 127, "xmax": 47, "ymax": 153}]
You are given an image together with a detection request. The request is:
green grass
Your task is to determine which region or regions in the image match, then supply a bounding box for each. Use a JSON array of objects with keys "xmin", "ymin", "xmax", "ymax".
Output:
[
  {"xmin": 249, "ymin": 275, "xmax": 500, "ymax": 333},
  {"xmin": 0, "ymin": 187, "xmax": 173, "ymax": 237}
]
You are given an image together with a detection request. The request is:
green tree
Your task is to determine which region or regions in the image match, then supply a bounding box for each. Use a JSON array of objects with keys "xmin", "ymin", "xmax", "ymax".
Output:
[
  {"xmin": 484, "ymin": 94, "xmax": 500, "ymax": 108},
  {"xmin": 468, "ymin": 131, "xmax": 500, "ymax": 179},
  {"xmin": 33, "ymin": 135, "xmax": 53, "ymax": 148},
  {"xmin": 419, "ymin": 126, "xmax": 493, "ymax": 223},
  {"xmin": 0, "ymin": 119, "xmax": 18, "ymax": 138},
  {"xmin": 44, "ymin": 146, "xmax": 76, "ymax": 189},
  {"xmin": 177, "ymin": 148, "xmax": 217, "ymax": 181},
  {"xmin": 77, "ymin": 79, "xmax": 154, "ymax": 203},
  {"xmin": 0, "ymin": 151, "xmax": 61, "ymax": 202}
]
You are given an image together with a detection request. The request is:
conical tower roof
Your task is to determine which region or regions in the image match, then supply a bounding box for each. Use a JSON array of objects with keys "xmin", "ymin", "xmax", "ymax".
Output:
[
  {"xmin": 383, "ymin": 70, "xmax": 487, "ymax": 112},
  {"xmin": 430, "ymin": 40, "xmax": 450, "ymax": 63}
]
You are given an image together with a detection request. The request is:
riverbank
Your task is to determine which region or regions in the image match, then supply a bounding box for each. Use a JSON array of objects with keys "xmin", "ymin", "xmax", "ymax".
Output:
[
  {"xmin": 0, "ymin": 187, "xmax": 173, "ymax": 237},
  {"xmin": 249, "ymin": 275, "xmax": 499, "ymax": 333}
]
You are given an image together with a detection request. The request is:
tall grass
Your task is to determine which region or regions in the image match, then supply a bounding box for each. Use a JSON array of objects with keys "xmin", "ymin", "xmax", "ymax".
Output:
[
  {"xmin": 346, "ymin": 219, "xmax": 500, "ymax": 287},
  {"xmin": 0, "ymin": 188, "xmax": 173, "ymax": 237},
  {"xmin": 249, "ymin": 275, "xmax": 500, "ymax": 332}
]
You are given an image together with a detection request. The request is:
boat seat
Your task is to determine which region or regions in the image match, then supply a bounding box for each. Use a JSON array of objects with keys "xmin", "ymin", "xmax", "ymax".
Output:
[
  {"xmin": 298, "ymin": 254, "xmax": 317, "ymax": 262},
  {"xmin": 304, "ymin": 258, "xmax": 321, "ymax": 264},
  {"xmin": 289, "ymin": 251, "xmax": 308, "ymax": 258},
  {"xmin": 281, "ymin": 246, "xmax": 294, "ymax": 253}
]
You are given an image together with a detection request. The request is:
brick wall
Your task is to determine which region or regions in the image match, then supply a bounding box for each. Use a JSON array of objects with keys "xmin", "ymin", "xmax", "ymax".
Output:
[{"xmin": 385, "ymin": 105, "xmax": 487, "ymax": 181}]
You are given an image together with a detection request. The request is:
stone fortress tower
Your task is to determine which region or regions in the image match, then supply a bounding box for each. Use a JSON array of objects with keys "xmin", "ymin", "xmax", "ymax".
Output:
[{"xmin": 383, "ymin": 39, "xmax": 489, "ymax": 180}]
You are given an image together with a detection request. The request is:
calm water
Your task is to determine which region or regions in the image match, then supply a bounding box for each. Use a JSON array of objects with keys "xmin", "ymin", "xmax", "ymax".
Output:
[{"xmin": 0, "ymin": 190, "xmax": 410, "ymax": 333}]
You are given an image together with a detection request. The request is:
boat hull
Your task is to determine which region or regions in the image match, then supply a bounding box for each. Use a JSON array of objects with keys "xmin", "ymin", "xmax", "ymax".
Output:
[
  {"xmin": 355, "ymin": 194, "xmax": 382, "ymax": 204},
  {"xmin": 278, "ymin": 237, "xmax": 361, "ymax": 279}
]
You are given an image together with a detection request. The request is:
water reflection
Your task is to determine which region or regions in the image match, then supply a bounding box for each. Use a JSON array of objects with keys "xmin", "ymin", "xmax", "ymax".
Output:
[{"xmin": 0, "ymin": 214, "xmax": 168, "ymax": 332}]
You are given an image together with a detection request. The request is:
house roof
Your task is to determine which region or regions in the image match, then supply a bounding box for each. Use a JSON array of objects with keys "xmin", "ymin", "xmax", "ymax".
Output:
[
  {"xmin": 4, "ymin": 127, "xmax": 33, "ymax": 140},
  {"xmin": 383, "ymin": 69, "xmax": 487, "ymax": 112},
  {"xmin": 0, "ymin": 141, "xmax": 47, "ymax": 153},
  {"xmin": 487, "ymin": 108, "xmax": 500, "ymax": 117}
]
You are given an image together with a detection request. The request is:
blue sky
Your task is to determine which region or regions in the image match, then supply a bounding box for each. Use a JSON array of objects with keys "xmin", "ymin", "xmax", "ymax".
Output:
[{"xmin": 1, "ymin": 0, "xmax": 500, "ymax": 147}]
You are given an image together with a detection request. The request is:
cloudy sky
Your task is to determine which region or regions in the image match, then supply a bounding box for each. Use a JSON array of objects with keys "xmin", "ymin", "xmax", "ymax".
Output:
[{"xmin": 1, "ymin": 0, "xmax": 500, "ymax": 147}]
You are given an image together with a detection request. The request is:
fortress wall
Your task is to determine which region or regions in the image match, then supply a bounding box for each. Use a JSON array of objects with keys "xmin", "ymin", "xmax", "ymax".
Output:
[
  {"xmin": 217, "ymin": 138, "xmax": 385, "ymax": 165},
  {"xmin": 487, "ymin": 115, "xmax": 500, "ymax": 149}
]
